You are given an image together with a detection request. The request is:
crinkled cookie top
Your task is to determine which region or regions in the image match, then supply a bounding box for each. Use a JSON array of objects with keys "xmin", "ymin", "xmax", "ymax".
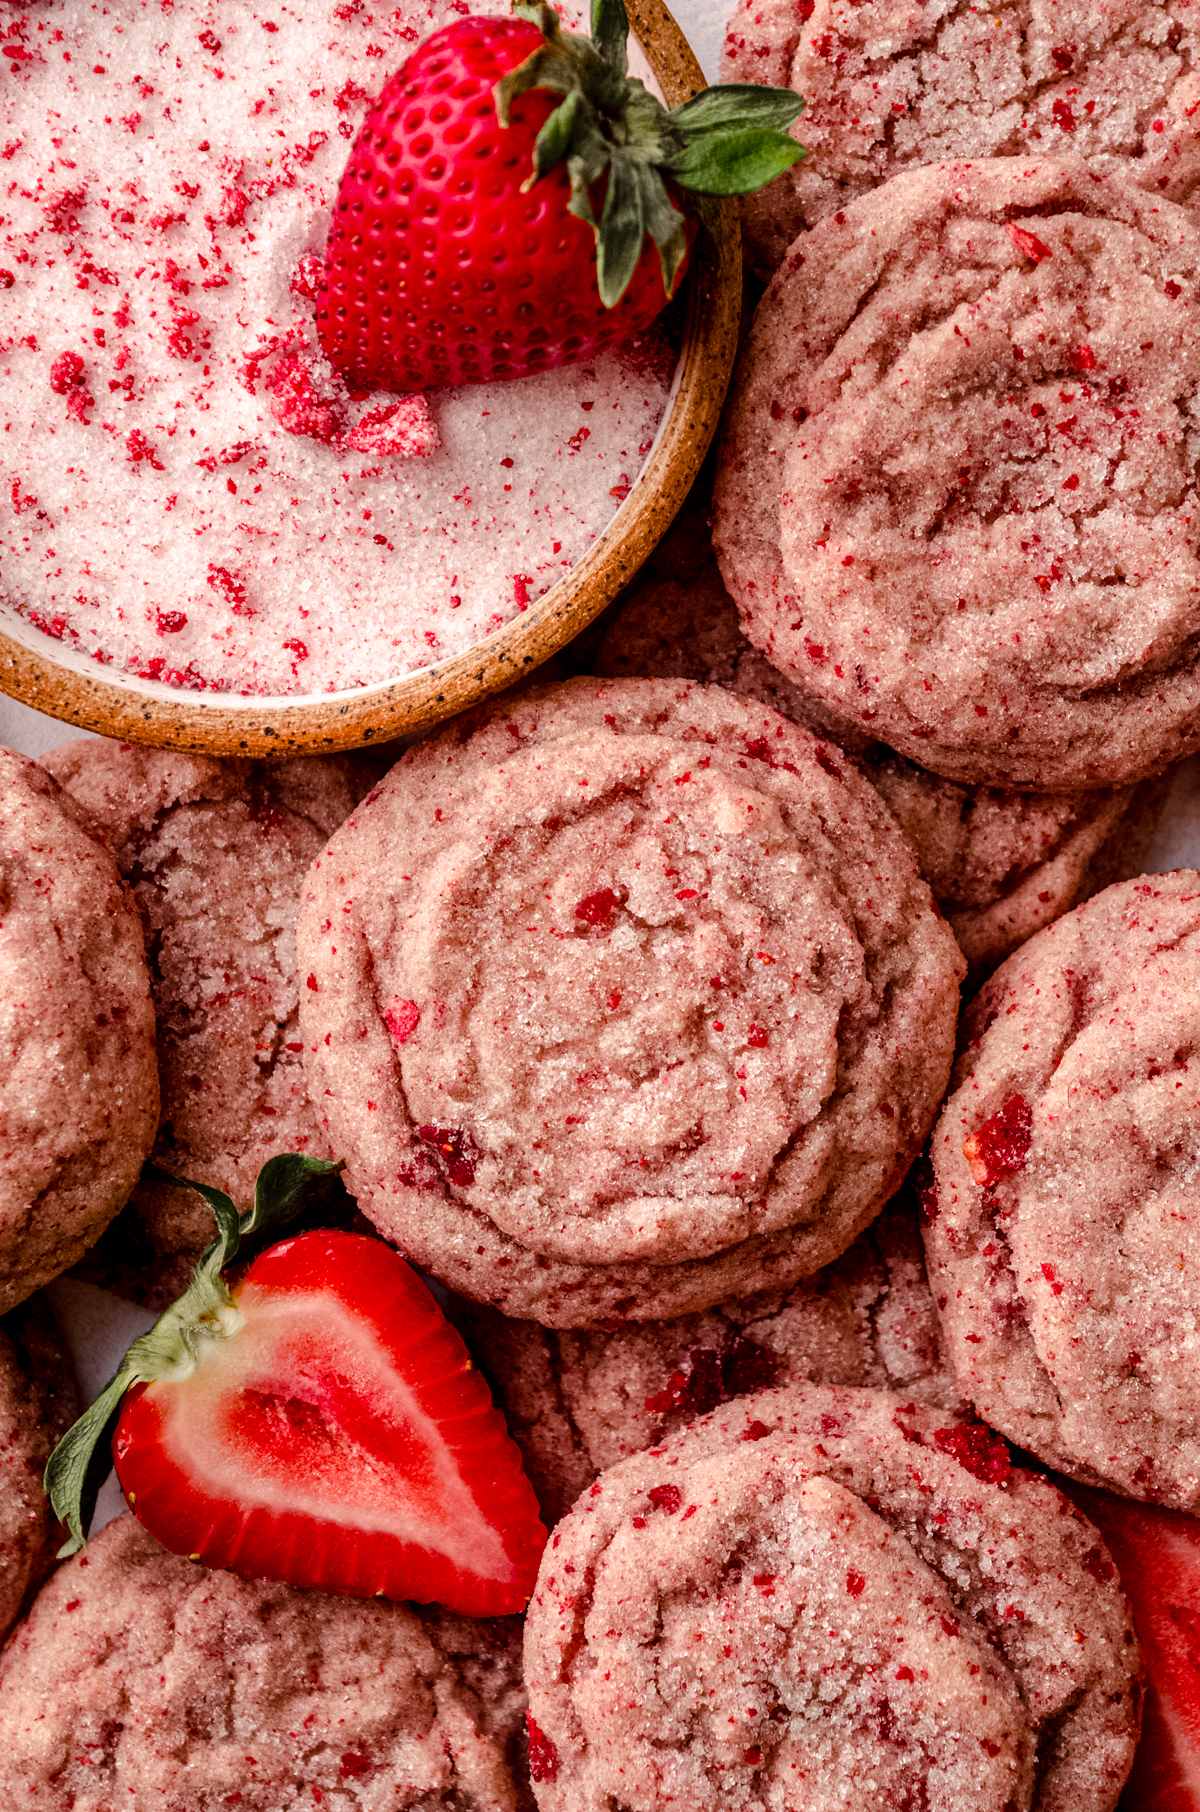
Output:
[
  {"xmin": 715, "ymin": 158, "xmax": 1200, "ymax": 790},
  {"xmin": 298, "ymin": 678, "xmax": 963, "ymax": 1325},
  {"xmin": 524, "ymin": 1383, "xmax": 1141, "ymax": 1812},
  {"xmin": 0, "ymin": 1514, "xmax": 532, "ymax": 1811},
  {"xmin": 924, "ymin": 870, "xmax": 1200, "ymax": 1510}
]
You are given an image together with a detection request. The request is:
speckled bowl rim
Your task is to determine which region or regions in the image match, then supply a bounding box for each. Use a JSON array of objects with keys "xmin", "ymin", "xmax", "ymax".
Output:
[{"xmin": 0, "ymin": 0, "xmax": 741, "ymax": 756}]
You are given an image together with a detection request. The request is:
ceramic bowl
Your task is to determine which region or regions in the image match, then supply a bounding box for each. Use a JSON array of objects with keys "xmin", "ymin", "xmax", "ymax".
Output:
[{"xmin": 0, "ymin": 0, "xmax": 741, "ymax": 757}]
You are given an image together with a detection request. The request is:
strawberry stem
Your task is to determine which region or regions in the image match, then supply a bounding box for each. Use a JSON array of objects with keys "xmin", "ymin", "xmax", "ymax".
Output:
[
  {"xmin": 44, "ymin": 1154, "xmax": 343, "ymax": 1555},
  {"xmin": 494, "ymin": 0, "xmax": 806, "ymax": 307}
]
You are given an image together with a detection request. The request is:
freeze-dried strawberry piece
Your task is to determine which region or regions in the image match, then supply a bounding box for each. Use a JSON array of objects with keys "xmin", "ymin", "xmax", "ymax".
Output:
[
  {"xmin": 268, "ymin": 353, "xmax": 345, "ymax": 444},
  {"xmin": 527, "ymin": 1715, "xmax": 559, "ymax": 1783},
  {"xmin": 963, "ymin": 1095, "xmax": 1032, "ymax": 1185},
  {"xmin": 342, "ymin": 396, "xmax": 439, "ymax": 459},
  {"xmin": 417, "ymin": 1124, "xmax": 480, "ymax": 1187},
  {"xmin": 933, "ymin": 1421, "xmax": 1012, "ymax": 1485}
]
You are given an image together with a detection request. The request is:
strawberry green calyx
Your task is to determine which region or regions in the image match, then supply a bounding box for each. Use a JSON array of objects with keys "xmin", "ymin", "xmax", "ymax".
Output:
[
  {"xmin": 44, "ymin": 1154, "xmax": 343, "ymax": 1556},
  {"xmin": 494, "ymin": 0, "xmax": 805, "ymax": 306}
]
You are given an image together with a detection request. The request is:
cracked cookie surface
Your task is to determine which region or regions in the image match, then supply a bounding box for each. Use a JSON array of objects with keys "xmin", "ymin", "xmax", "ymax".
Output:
[
  {"xmin": 297, "ymin": 678, "xmax": 963, "ymax": 1326},
  {"xmin": 715, "ymin": 158, "xmax": 1200, "ymax": 790},
  {"xmin": 524, "ymin": 1382, "xmax": 1141, "ymax": 1812},
  {"xmin": 0, "ymin": 746, "xmax": 157, "ymax": 1312},
  {"xmin": 924, "ymin": 869, "xmax": 1200, "ymax": 1509},
  {"xmin": 44, "ymin": 739, "xmax": 383, "ymax": 1284},
  {"xmin": 0, "ymin": 1513, "xmax": 533, "ymax": 1811},
  {"xmin": 722, "ymin": 0, "xmax": 1200, "ymax": 276}
]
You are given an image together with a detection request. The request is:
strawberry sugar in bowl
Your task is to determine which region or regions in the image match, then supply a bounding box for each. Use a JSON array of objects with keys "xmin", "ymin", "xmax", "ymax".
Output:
[{"xmin": 0, "ymin": 0, "xmax": 759, "ymax": 754}]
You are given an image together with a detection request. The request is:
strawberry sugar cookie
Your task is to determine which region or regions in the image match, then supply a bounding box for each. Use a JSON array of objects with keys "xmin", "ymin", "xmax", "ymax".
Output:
[
  {"xmin": 523, "ymin": 1382, "xmax": 1142, "ymax": 1812},
  {"xmin": 715, "ymin": 158, "xmax": 1200, "ymax": 791},
  {"xmin": 596, "ymin": 560, "xmax": 1170, "ymax": 976},
  {"xmin": 43, "ymin": 739, "xmax": 383, "ymax": 1287},
  {"xmin": 923, "ymin": 870, "xmax": 1200, "ymax": 1511},
  {"xmin": 0, "ymin": 748, "xmax": 157, "ymax": 1314},
  {"xmin": 0, "ymin": 1513, "xmax": 534, "ymax": 1811},
  {"xmin": 452, "ymin": 1197, "xmax": 965, "ymax": 1524},
  {"xmin": 0, "ymin": 0, "xmax": 674, "ymax": 694},
  {"xmin": 297, "ymin": 677, "xmax": 964, "ymax": 1326},
  {"xmin": 722, "ymin": 0, "xmax": 1200, "ymax": 277}
]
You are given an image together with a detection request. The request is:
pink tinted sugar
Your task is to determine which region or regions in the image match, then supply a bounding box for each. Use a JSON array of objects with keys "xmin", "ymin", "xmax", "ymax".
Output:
[{"xmin": 0, "ymin": 0, "xmax": 673, "ymax": 696}]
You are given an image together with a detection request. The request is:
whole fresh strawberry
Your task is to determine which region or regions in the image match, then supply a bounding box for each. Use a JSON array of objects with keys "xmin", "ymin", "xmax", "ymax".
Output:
[
  {"xmin": 317, "ymin": 0, "xmax": 803, "ymax": 391},
  {"xmin": 45, "ymin": 1156, "xmax": 546, "ymax": 1615}
]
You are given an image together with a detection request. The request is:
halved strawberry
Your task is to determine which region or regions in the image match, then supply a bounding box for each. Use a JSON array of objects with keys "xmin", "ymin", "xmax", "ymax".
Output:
[
  {"xmin": 46, "ymin": 1157, "xmax": 545, "ymax": 1615},
  {"xmin": 1067, "ymin": 1482, "xmax": 1199, "ymax": 1809}
]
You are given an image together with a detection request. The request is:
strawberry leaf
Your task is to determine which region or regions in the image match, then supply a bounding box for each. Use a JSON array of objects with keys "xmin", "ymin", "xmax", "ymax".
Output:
[
  {"xmin": 530, "ymin": 86, "xmax": 589, "ymax": 184},
  {"xmin": 45, "ymin": 1153, "xmax": 344, "ymax": 1555},
  {"xmin": 245, "ymin": 1152, "xmax": 345, "ymax": 1253},
  {"xmin": 596, "ymin": 154, "xmax": 646, "ymax": 307},
  {"xmin": 488, "ymin": 1, "xmax": 808, "ymax": 308},
  {"xmin": 665, "ymin": 126, "xmax": 806, "ymax": 195},
  {"xmin": 640, "ymin": 165, "xmax": 689, "ymax": 299},
  {"xmin": 671, "ymin": 83, "xmax": 804, "ymax": 135},
  {"xmin": 590, "ymin": 0, "xmax": 627, "ymax": 78},
  {"xmin": 45, "ymin": 1373, "xmax": 130, "ymax": 1559}
]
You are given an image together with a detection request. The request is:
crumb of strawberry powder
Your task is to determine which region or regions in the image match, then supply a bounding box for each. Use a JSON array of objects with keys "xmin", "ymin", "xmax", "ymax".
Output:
[{"xmin": 0, "ymin": 0, "xmax": 674, "ymax": 696}]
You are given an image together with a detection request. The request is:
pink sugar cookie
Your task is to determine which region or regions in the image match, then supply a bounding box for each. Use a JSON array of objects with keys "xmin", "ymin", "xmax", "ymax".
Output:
[
  {"xmin": 0, "ymin": 1299, "xmax": 77, "ymax": 1644},
  {"xmin": 0, "ymin": 747, "xmax": 157, "ymax": 1312},
  {"xmin": 42, "ymin": 738, "xmax": 383, "ymax": 1294},
  {"xmin": 524, "ymin": 1382, "xmax": 1141, "ymax": 1812},
  {"xmin": 297, "ymin": 677, "xmax": 964, "ymax": 1325},
  {"xmin": 715, "ymin": 158, "xmax": 1200, "ymax": 791},
  {"xmin": 721, "ymin": 0, "xmax": 1200, "ymax": 277},
  {"xmin": 0, "ymin": 1514, "xmax": 533, "ymax": 1811},
  {"xmin": 924, "ymin": 869, "xmax": 1200, "ymax": 1510}
]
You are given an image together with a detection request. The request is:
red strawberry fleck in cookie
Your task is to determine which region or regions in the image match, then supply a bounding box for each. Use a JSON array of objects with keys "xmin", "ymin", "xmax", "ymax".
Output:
[
  {"xmin": 296, "ymin": 677, "xmax": 964, "ymax": 1327},
  {"xmin": 46, "ymin": 1155, "xmax": 546, "ymax": 1616},
  {"xmin": 523, "ymin": 1383, "xmax": 1142, "ymax": 1812},
  {"xmin": 924, "ymin": 872, "xmax": 1200, "ymax": 1511},
  {"xmin": 0, "ymin": 1514, "xmax": 535, "ymax": 1812}
]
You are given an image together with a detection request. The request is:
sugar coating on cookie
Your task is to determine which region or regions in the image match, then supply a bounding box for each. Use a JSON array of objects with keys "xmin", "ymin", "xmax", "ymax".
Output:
[
  {"xmin": 722, "ymin": 0, "xmax": 1200, "ymax": 275},
  {"xmin": 0, "ymin": 748, "xmax": 158, "ymax": 1312},
  {"xmin": 42, "ymin": 739, "xmax": 381, "ymax": 1275},
  {"xmin": 924, "ymin": 870, "xmax": 1200, "ymax": 1510},
  {"xmin": 524, "ymin": 1383, "xmax": 1141, "ymax": 1812},
  {"xmin": 596, "ymin": 561, "xmax": 1168, "ymax": 971},
  {"xmin": 453, "ymin": 1198, "xmax": 964, "ymax": 1523},
  {"xmin": 715, "ymin": 158, "xmax": 1200, "ymax": 791},
  {"xmin": 0, "ymin": 1514, "xmax": 532, "ymax": 1810},
  {"xmin": 297, "ymin": 677, "xmax": 963, "ymax": 1325},
  {"xmin": 0, "ymin": 0, "xmax": 671, "ymax": 695},
  {"xmin": 0, "ymin": 1301, "xmax": 77, "ymax": 1643}
]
